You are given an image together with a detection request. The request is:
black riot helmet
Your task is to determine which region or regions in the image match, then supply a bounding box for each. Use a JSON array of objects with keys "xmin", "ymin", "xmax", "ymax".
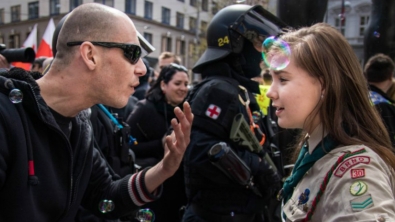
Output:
[{"xmin": 193, "ymin": 4, "xmax": 286, "ymax": 73}]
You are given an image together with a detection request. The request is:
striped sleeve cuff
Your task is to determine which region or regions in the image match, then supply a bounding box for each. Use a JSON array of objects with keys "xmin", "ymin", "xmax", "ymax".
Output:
[{"xmin": 127, "ymin": 168, "xmax": 163, "ymax": 206}]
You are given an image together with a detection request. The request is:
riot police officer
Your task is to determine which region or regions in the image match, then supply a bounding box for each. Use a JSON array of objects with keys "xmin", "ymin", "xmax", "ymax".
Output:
[{"xmin": 183, "ymin": 4, "xmax": 285, "ymax": 222}]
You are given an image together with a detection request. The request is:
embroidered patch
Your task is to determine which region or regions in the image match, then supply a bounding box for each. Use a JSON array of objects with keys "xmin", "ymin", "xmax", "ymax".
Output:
[
  {"xmin": 351, "ymin": 169, "xmax": 365, "ymax": 179},
  {"xmin": 350, "ymin": 194, "xmax": 374, "ymax": 211},
  {"xmin": 205, "ymin": 104, "xmax": 221, "ymax": 120},
  {"xmin": 298, "ymin": 189, "xmax": 310, "ymax": 205},
  {"xmin": 350, "ymin": 181, "xmax": 368, "ymax": 196},
  {"xmin": 302, "ymin": 204, "xmax": 309, "ymax": 212},
  {"xmin": 334, "ymin": 156, "xmax": 370, "ymax": 177}
]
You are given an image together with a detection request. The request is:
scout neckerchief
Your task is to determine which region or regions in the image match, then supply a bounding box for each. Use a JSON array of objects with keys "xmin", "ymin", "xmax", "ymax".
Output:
[{"xmin": 282, "ymin": 135, "xmax": 338, "ymax": 204}]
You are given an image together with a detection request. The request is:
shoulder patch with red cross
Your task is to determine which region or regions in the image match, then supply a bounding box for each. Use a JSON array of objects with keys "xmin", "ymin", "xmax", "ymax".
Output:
[{"xmin": 205, "ymin": 104, "xmax": 221, "ymax": 120}]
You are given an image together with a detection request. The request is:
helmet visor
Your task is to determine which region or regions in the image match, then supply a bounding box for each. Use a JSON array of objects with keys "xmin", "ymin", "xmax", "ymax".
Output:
[{"xmin": 230, "ymin": 6, "xmax": 285, "ymax": 52}]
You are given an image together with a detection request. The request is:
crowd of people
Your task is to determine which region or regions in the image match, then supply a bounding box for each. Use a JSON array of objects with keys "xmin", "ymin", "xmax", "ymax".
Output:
[{"xmin": 0, "ymin": 2, "xmax": 395, "ymax": 222}]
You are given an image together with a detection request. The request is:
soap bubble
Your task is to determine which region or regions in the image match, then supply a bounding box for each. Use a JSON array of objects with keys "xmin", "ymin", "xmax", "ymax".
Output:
[
  {"xmin": 262, "ymin": 36, "xmax": 291, "ymax": 71},
  {"xmin": 9, "ymin": 89, "xmax": 23, "ymax": 103},
  {"xmin": 135, "ymin": 208, "xmax": 155, "ymax": 222},
  {"xmin": 98, "ymin": 200, "xmax": 115, "ymax": 213}
]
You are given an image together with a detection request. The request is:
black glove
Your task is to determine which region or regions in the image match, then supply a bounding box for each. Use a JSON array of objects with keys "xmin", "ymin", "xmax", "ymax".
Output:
[{"xmin": 254, "ymin": 158, "xmax": 282, "ymax": 199}]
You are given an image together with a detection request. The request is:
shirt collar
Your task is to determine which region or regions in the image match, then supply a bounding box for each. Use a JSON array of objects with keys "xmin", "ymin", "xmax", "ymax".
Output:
[{"xmin": 307, "ymin": 124, "xmax": 328, "ymax": 154}]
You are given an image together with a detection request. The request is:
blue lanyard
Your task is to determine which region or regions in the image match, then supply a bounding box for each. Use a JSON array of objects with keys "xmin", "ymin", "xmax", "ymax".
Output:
[
  {"xmin": 97, "ymin": 104, "xmax": 123, "ymax": 129},
  {"xmin": 97, "ymin": 104, "xmax": 137, "ymax": 145}
]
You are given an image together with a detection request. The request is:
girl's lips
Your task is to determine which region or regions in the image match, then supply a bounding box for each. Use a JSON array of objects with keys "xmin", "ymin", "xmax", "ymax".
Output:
[{"xmin": 275, "ymin": 108, "xmax": 284, "ymax": 116}]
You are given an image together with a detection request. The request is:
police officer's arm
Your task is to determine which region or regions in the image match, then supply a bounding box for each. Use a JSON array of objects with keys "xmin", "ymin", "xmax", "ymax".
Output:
[{"xmin": 144, "ymin": 102, "xmax": 193, "ymax": 192}]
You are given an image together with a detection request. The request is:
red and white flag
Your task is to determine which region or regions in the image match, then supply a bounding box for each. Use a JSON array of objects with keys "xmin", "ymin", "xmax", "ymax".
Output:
[
  {"xmin": 36, "ymin": 18, "xmax": 55, "ymax": 58},
  {"xmin": 12, "ymin": 24, "xmax": 38, "ymax": 70}
]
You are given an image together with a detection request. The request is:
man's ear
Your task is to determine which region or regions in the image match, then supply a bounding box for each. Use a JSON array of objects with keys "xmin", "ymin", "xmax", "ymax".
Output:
[{"xmin": 80, "ymin": 42, "xmax": 97, "ymax": 71}]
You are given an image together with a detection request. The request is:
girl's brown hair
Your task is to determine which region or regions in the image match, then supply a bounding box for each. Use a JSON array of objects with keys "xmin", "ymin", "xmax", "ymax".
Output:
[{"xmin": 280, "ymin": 23, "xmax": 395, "ymax": 170}]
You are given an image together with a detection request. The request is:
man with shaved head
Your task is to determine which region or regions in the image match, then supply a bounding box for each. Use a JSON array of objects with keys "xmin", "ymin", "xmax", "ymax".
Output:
[{"xmin": 0, "ymin": 3, "xmax": 193, "ymax": 221}]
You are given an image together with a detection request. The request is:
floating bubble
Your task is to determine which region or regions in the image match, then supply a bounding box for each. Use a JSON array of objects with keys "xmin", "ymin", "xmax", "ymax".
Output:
[
  {"xmin": 98, "ymin": 200, "xmax": 115, "ymax": 213},
  {"xmin": 262, "ymin": 36, "xmax": 291, "ymax": 71},
  {"xmin": 9, "ymin": 89, "xmax": 23, "ymax": 103},
  {"xmin": 373, "ymin": 31, "xmax": 380, "ymax": 38},
  {"xmin": 136, "ymin": 208, "xmax": 155, "ymax": 222}
]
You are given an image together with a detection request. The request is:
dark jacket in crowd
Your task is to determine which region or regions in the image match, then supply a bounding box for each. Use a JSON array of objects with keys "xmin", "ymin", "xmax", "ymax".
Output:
[
  {"xmin": 89, "ymin": 97, "xmax": 139, "ymax": 176},
  {"xmin": 369, "ymin": 84, "xmax": 395, "ymax": 149},
  {"xmin": 126, "ymin": 97, "xmax": 187, "ymax": 222},
  {"xmin": 0, "ymin": 68, "xmax": 161, "ymax": 221},
  {"xmin": 127, "ymin": 99, "xmax": 176, "ymax": 163}
]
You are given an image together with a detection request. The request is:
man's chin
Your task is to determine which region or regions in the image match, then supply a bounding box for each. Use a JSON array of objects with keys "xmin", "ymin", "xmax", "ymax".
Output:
[{"xmin": 110, "ymin": 100, "xmax": 129, "ymax": 109}]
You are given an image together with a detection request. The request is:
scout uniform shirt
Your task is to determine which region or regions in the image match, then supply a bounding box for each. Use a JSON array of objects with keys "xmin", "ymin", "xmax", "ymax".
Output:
[{"xmin": 282, "ymin": 127, "xmax": 395, "ymax": 221}]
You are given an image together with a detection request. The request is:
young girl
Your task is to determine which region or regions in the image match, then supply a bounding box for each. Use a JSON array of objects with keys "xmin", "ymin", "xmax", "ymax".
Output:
[{"xmin": 266, "ymin": 23, "xmax": 395, "ymax": 221}]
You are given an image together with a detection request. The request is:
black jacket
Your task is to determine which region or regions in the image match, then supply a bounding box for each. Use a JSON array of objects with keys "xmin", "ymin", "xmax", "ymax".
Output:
[
  {"xmin": 126, "ymin": 99, "xmax": 177, "ymax": 163},
  {"xmin": 0, "ymin": 68, "xmax": 160, "ymax": 221},
  {"xmin": 369, "ymin": 84, "xmax": 395, "ymax": 149},
  {"xmin": 126, "ymin": 98, "xmax": 187, "ymax": 222}
]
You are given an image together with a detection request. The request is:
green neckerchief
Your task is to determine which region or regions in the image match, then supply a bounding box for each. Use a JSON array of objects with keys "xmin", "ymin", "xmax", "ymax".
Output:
[{"xmin": 282, "ymin": 135, "xmax": 338, "ymax": 204}]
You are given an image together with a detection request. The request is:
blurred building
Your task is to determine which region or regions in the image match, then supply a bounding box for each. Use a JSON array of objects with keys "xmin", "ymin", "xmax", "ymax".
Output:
[
  {"xmin": 326, "ymin": 0, "xmax": 371, "ymax": 65},
  {"xmin": 0, "ymin": 0, "xmax": 375, "ymax": 68},
  {"xmin": 0, "ymin": 0, "xmax": 215, "ymax": 69}
]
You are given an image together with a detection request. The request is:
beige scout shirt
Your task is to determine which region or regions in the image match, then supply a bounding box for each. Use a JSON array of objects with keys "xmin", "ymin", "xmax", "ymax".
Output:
[{"xmin": 283, "ymin": 130, "xmax": 395, "ymax": 221}]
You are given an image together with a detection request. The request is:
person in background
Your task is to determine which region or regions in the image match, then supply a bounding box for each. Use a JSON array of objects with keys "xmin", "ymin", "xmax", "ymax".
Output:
[
  {"xmin": 150, "ymin": 51, "xmax": 182, "ymax": 87},
  {"xmin": 126, "ymin": 63, "xmax": 189, "ymax": 222},
  {"xmin": 0, "ymin": 3, "xmax": 193, "ymax": 221},
  {"xmin": 158, "ymin": 51, "xmax": 182, "ymax": 71},
  {"xmin": 385, "ymin": 79, "xmax": 395, "ymax": 101},
  {"xmin": 266, "ymin": 23, "xmax": 395, "ymax": 221},
  {"xmin": 42, "ymin": 57, "xmax": 54, "ymax": 74},
  {"xmin": 262, "ymin": 69, "xmax": 272, "ymax": 86},
  {"xmin": 31, "ymin": 56, "xmax": 48, "ymax": 73},
  {"xmin": 364, "ymin": 53, "xmax": 395, "ymax": 149}
]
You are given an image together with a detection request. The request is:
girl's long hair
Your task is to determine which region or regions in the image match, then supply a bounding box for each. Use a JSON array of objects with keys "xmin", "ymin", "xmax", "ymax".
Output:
[{"xmin": 280, "ymin": 23, "xmax": 395, "ymax": 170}]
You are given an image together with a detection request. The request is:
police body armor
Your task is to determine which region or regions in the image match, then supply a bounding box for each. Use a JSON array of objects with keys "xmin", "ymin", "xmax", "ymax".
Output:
[{"xmin": 186, "ymin": 76, "xmax": 266, "ymax": 198}]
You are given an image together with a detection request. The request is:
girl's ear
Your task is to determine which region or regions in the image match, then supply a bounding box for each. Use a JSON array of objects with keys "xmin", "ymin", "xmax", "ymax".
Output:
[{"xmin": 320, "ymin": 78, "xmax": 325, "ymax": 97}]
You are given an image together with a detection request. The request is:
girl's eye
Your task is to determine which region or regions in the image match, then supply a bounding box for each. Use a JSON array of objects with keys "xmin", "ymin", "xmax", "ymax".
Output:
[{"xmin": 279, "ymin": 77, "xmax": 287, "ymax": 82}]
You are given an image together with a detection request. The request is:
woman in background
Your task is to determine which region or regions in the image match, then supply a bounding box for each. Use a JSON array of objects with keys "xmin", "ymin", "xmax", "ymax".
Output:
[{"xmin": 127, "ymin": 63, "xmax": 189, "ymax": 222}]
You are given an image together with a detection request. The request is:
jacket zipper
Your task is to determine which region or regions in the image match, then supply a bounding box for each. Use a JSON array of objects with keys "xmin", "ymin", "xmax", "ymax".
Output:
[{"xmin": 27, "ymin": 84, "xmax": 75, "ymax": 219}]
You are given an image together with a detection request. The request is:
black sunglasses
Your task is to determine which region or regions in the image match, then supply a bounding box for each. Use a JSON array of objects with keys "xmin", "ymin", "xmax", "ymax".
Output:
[{"xmin": 67, "ymin": 41, "xmax": 142, "ymax": 65}]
